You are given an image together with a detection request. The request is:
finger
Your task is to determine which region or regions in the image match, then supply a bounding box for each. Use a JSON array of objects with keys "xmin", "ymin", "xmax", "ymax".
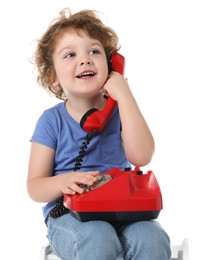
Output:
[
  {"xmin": 88, "ymin": 171, "xmax": 100, "ymax": 176},
  {"xmin": 62, "ymin": 187, "xmax": 76, "ymax": 195},
  {"xmin": 70, "ymin": 183, "xmax": 85, "ymax": 194}
]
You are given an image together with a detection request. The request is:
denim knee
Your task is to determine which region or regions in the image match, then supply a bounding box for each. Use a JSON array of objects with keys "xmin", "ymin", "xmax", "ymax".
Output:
[
  {"xmin": 47, "ymin": 215, "xmax": 122, "ymax": 260},
  {"xmin": 117, "ymin": 220, "xmax": 171, "ymax": 260},
  {"xmin": 77, "ymin": 221, "xmax": 122, "ymax": 257}
]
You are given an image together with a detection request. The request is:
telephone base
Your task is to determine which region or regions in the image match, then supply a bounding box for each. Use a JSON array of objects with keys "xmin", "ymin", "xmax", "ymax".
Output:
[
  {"xmin": 64, "ymin": 167, "xmax": 163, "ymax": 222},
  {"xmin": 71, "ymin": 210, "xmax": 161, "ymax": 222}
]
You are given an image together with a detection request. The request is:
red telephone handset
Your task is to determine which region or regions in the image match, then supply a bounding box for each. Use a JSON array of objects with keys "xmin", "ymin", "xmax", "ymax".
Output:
[{"xmin": 80, "ymin": 52, "xmax": 125, "ymax": 132}]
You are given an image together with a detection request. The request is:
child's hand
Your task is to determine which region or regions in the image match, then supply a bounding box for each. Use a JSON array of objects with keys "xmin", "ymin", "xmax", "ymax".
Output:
[
  {"xmin": 102, "ymin": 71, "xmax": 131, "ymax": 102},
  {"xmin": 59, "ymin": 171, "xmax": 100, "ymax": 195}
]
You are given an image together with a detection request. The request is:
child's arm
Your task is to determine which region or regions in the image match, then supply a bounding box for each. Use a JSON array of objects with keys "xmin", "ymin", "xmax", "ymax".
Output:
[
  {"xmin": 103, "ymin": 72, "xmax": 155, "ymax": 167},
  {"xmin": 27, "ymin": 142, "xmax": 99, "ymax": 202}
]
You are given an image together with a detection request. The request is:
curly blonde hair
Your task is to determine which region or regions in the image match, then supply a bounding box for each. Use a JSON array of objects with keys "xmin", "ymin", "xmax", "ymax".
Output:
[{"xmin": 33, "ymin": 7, "xmax": 120, "ymax": 100}]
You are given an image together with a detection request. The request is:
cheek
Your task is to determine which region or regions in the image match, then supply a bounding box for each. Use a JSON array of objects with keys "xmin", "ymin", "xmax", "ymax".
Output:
[
  {"xmin": 55, "ymin": 63, "xmax": 74, "ymax": 81},
  {"xmin": 100, "ymin": 69, "xmax": 109, "ymax": 86},
  {"xmin": 100, "ymin": 61, "xmax": 109, "ymax": 79}
]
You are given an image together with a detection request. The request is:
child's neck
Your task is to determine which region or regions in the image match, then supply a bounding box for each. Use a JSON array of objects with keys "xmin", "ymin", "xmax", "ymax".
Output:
[{"xmin": 65, "ymin": 94, "xmax": 106, "ymax": 123}]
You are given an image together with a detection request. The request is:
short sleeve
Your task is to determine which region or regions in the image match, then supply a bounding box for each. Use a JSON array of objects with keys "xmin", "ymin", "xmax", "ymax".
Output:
[{"xmin": 30, "ymin": 110, "xmax": 58, "ymax": 150}]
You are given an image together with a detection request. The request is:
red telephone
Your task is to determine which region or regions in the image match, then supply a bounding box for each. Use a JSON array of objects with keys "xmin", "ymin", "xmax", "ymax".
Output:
[{"xmin": 80, "ymin": 52, "xmax": 125, "ymax": 132}]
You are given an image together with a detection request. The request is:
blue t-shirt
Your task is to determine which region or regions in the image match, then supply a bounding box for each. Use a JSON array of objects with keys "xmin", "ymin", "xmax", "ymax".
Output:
[{"xmin": 30, "ymin": 101, "xmax": 130, "ymax": 222}]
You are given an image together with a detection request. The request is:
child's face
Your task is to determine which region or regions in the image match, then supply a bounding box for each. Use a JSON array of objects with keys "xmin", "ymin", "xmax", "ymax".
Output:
[{"xmin": 52, "ymin": 30, "xmax": 109, "ymax": 99}]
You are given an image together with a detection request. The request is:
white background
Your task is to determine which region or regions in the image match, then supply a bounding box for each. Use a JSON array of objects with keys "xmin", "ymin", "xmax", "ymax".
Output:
[{"xmin": 1, "ymin": 0, "xmax": 211, "ymax": 259}]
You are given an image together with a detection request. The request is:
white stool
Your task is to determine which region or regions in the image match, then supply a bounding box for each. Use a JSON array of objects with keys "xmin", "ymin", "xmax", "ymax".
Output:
[
  {"xmin": 170, "ymin": 238, "xmax": 189, "ymax": 260},
  {"xmin": 40, "ymin": 243, "xmax": 61, "ymax": 260},
  {"xmin": 40, "ymin": 238, "xmax": 189, "ymax": 260}
]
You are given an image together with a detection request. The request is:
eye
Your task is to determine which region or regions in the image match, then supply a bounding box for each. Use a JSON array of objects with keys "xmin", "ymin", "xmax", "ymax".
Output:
[
  {"xmin": 64, "ymin": 52, "xmax": 75, "ymax": 59},
  {"xmin": 89, "ymin": 49, "xmax": 101, "ymax": 55}
]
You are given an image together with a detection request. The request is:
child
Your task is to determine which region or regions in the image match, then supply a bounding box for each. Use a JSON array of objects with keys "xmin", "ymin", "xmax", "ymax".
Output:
[{"xmin": 27, "ymin": 7, "xmax": 171, "ymax": 260}]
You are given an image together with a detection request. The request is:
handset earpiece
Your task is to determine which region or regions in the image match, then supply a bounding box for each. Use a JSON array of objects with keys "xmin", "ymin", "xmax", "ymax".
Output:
[
  {"xmin": 110, "ymin": 52, "xmax": 125, "ymax": 75},
  {"xmin": 80, "ymin": 52, "xmax": 125, "ymax": 132}
]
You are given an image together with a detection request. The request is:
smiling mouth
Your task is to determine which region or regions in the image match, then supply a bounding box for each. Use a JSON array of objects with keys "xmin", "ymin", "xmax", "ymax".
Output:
[{"xmin": 76, "ymin": 72, "xmax": 96, "ymax": 78}]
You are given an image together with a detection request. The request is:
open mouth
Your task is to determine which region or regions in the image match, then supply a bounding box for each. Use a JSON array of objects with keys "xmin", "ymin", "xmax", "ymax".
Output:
[{"xmin": 76, "ymin": 71, "xmax": 96, "ymax": 78}]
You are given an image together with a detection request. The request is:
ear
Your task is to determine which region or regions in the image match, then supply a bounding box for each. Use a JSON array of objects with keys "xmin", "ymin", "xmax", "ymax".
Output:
[
  {"xmin": 52, "ymin": 78, "xmax": 60, "ymax": 87},
  {"xmin": 48, "ymin": 68, "xmax": 59, "ymax": 87}
]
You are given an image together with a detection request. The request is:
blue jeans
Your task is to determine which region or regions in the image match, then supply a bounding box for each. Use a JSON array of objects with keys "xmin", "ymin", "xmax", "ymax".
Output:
[{"xmin": 47, "ymin": 213, "xmax": 171, "ymax": 260}]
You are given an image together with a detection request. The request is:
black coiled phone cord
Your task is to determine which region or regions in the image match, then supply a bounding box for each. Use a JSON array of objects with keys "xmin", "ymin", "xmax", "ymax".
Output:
[
  {"xmin": 73, "ymin": 131, "xmax": 97, "ymax": 172},
  {"xmin": 48, "ymin": 131, "xmax": 97, "ymax": 219}
]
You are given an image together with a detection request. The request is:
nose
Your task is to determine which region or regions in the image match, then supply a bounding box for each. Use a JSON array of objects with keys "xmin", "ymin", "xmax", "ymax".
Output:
[{"xmin": 80, "ymin": 56, "xmax": 92, "ymax": 66}]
